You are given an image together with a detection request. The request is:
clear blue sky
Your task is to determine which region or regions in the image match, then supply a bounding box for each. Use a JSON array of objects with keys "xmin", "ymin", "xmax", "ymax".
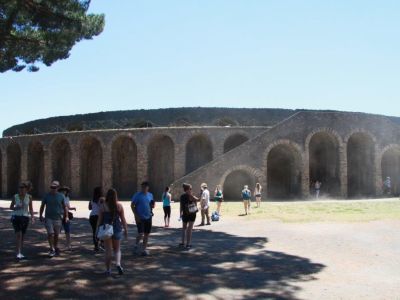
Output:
[{"xmin": 1, "ymin": 0, "xmax": 400, "ymax": 133}]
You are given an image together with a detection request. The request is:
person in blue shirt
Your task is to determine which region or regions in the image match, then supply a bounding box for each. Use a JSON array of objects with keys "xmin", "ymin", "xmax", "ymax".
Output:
[{"xmin": 131, "ymin": 181, "xmax": 154, "ymax": 256}]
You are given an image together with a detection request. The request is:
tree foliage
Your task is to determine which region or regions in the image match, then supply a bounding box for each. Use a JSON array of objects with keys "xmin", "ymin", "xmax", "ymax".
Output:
[{"xmin": 0, "ymin": 0, "xmax": 104, "ymax": 72}]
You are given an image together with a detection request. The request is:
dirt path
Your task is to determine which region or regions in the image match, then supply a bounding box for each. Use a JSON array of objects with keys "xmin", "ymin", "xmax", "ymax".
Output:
[{"xmin": 0, "ymin": 200, "xmax": 399, "ymax": 300}]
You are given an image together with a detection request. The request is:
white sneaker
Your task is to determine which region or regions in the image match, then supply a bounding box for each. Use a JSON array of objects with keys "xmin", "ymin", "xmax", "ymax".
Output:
[
  {"xmin": 141, "ymin": 249, "xmax": 150, "ymax": 256},
  {"xmin": 16, "ymin": 253, "xmax": 24, "ymax": 259}
]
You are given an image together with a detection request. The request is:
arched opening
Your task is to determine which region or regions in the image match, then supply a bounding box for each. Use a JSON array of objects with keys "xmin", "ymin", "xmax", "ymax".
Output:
[
  {"xmin": 185, "ymin": 135, "xmax": 213, "ymax": 174},
  {"xmin": 381, "ymin": 147, "xmax": 400, "ymax": 196},
  {"xmin": 80, "ymin": 137, "xmax": 103, "ymax": 198},
  {"xmin": 224, "ymin": 134, "xmax": 249, "ymax": 153},
  {"xmin": 7, "ymin": 143, "xmax": 21, "ymax": 197},
  {"xmin": 112, "ymin": 136, "xmax": 137, "ymax": 198},
  {"xmin": 223, "ymin": 170, "xmax": 255, "ymax": 201},
  {"xmin": 347, "ymin": 133, "xmax": 375, "ymax": 198},
  {"xmin": 28, "ymin": 141, "xmax": 45, "ymax": 197},
  {"xmin": 51, "ymin": 138, "xmax": 72, "ymax": 188},
  {"xmin": 0, "ymin": 149, "xmax": 2, "ymax": 197},
  {"xmin": 148, "ymin": 135, "xmax": 175, "ymax": 200},
  {"xmin": 267, "ymin": 144, "xmax": 302, "ymax": 199},
  {"xmin": 309, "ymin": 132, "xmax": 340, "ymax": 197}
]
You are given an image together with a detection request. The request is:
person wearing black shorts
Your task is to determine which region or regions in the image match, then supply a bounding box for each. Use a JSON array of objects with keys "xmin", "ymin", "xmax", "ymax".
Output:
[
  {"xmin": 131, "ymin": 182, "xmax": 154, "ymax": 256},
  {"xmin": 10, "ymin": 182, "xmax": 34, "ymax": 260},
  {"xmin": 180, "ymin": 183, "xmax": 199, "ymax": 249}
]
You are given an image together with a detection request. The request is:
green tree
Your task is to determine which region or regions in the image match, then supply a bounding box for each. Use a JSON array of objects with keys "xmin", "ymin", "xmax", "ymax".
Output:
[{"xmin": 0, "ymin": 0, "xmax": 104, "ymax": 72}]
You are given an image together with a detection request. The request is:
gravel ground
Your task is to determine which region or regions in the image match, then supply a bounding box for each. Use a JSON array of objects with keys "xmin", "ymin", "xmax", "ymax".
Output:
[{"xmin": 0, "ymin": 200, "xmax": 399, "ymax": 300}]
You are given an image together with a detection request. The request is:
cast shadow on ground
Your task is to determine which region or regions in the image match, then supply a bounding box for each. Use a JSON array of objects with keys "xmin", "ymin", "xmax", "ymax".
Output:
[{"xmin": 0, "ymin": 207, "xmax": 325, "ymax": 300}]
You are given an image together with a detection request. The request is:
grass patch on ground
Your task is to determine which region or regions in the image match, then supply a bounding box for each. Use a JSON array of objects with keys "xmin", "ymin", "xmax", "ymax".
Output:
[{"xmin": 219, "ymin": 199, "xmax": 400, "ymax": 222}]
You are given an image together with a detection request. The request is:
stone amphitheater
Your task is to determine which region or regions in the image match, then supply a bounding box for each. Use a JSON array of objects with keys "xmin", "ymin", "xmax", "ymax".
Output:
[{"xmin": 1, "ymin": 110, "xmax": 400, "ymax": 200}]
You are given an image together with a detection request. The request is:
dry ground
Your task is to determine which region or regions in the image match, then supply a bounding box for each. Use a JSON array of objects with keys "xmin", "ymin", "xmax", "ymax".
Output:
[{"xmin": 0, "ymin": 199, "xmax": 399, "ymax": 300}]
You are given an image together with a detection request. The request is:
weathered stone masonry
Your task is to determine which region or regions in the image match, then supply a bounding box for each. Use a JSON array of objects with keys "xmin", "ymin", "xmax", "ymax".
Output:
[{"xmin": 1, "ymin": 111, "xmax": 400, "ymax": 201}]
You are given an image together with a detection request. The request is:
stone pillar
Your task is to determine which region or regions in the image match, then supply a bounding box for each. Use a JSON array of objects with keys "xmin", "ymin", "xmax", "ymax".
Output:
[
  {"xmin": 213, "ymin": 139, "xmax": 224, "ymax": 159},
  {"xmin": 375, "ymin": 147, "xmax": 383, "ymax": 196},
  {"xmin": 339, "ymin": 143, "xmax": 348, "ymax": 198},
  {"xmin": 1, "ymin": 149, "xmax": 7, "ymax": 198},
  {"xmin": 20, "ymin": 146, "xmax": 28, "ymax": 182},
  {"xmin": 136, "ymin": 143, "xmax": 148, "ymax": 191},
  {"xmin": 102, "ymin": 143, "xmax": 112, "ymax": 191},
  {"xmin": 301, "ymin": 152, "xmax": 310, "ymax": 199},
  {"xmin": 70, "ymin": 144, "xmax": 81, "ymax": 198},
  {"xmin": 43, "ymin": 146, "xmax": 52, "ymax": 188},
  {"xmin": 174, "ymin": 143, "xmax": 185, "ymax": 180}
]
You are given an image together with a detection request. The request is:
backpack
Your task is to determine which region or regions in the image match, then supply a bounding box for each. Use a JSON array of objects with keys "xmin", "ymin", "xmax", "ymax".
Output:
[
  {"xmin": 242, "ymin": 190, "xmax": 250, "ymax": 200},
  {"xmin": 211, "ymin": 211, "xmax": 220, "ymax": 222}
]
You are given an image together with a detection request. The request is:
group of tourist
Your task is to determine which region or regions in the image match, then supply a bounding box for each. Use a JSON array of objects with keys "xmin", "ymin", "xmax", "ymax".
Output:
[{"xmin": 9, "ymin": 179, "xmax": 241, "ymax": 276}]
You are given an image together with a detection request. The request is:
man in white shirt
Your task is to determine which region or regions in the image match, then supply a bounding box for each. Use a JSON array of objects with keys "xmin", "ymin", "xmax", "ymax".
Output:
[{"xmin": 199, "ymin": 183, "xmax": 211, "ymax": 226}]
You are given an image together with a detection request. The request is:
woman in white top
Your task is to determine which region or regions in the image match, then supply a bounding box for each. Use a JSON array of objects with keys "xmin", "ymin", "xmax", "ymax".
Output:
[
  {"xmin": 254, "ymin": 183, "xmax": 262, "ymax": 208},
  {"xmin": 89, "ymin": 186, "xmax": 104, "ymax": 252},
  {"xmin": 10, "ymin": 182, "xmax": 34, "ymax": 259}
]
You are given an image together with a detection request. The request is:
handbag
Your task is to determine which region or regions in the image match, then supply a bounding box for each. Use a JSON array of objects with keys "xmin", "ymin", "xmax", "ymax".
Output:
[
  {"xmin": 68, "ymin": 212, "xmax": 74, "ymax": 220},
  {"xmin": 97, "ymin": 223, "xmax": 114, "ymax": 240},
  {"xmin": 188, "ymin": 202, "xmax": 198, "ymax": 214}
]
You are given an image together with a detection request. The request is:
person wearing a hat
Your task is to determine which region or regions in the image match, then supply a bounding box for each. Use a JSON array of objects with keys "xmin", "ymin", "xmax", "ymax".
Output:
[
  {"xmin": 198, "ymin": 183, "xmax": 211, "ymax": 226},
  {"xmin": 59, "ymin": 186, "xmax": 76, "ymax": 251},
  {"xmin": 39, "ymin": 181, "xmax": 68, "ymax": 257},
  {"xmin": 10, "ymin": 182, "xmax": 34, "ymax": 259}
]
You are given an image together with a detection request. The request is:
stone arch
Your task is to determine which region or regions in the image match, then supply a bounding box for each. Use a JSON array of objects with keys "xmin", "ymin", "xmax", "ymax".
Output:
[
  {"xmin": 148, "ymin": 135, "xmax": 175, "ymax": 200},
  {"xmin": 221, "ymin": 165, "xmax": 263, "ymax": 201},
  {"xmin": 51, "ymin": 137, "xmax": 72, "ymax": 189},
  {"xmin": 265, "ymin": 140, "xmax": 303, "ymax": 199},
  {"xmin": 306, "ymin": 129, "xmax": 342, "ymax": 197},
  {"xmin": 185, "ymin": 134, "xmax": 213, "ymax": 174},
  {"xmin": 380, "ymin": 144, "xmax": 400, "ymax": 196},
  {"xmin": 27, "ymin": 141, "xmax": 45, "ymax": 197},
  {"xmin": 347, "ymin": 131, "xmax": 376, "ymax": 197},
  {"xmin": 223, "ymin": 133, "xmax": 249, "ymax": 153},
  {"xmin": 80, "ymin": 136, "xmax": 103, "ymax": 198},
  {"xmin": 112, "ymin": 135, "xmax": 137, "ymax": 198},
  {"xmin": 0, "ymin": 148, "xmax": 2, "ymax": 197},
  {"xmin": 7, "ymin": 142, "xmax": 21, "ymax": 197}
]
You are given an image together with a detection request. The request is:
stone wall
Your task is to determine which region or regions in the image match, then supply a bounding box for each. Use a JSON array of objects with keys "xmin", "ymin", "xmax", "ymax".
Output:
[
  {"xmin": 0, "ymin": 126, "xmax": 264, "ymax": 199},
  {"xmin": 1, "ymin": 111, "xmax": 400, "ymax": 201}
]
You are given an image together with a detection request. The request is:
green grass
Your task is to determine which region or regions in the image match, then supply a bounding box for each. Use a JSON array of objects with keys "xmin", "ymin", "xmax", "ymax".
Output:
[{"xmin": 219, "ymin": 199, "xmax": 400, "ymax": 222}]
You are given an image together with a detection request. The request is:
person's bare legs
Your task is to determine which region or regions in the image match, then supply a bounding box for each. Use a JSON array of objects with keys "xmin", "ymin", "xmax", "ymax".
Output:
[
  {"xmin": 104, "ymin": 239, "xmax": 113, "ymax": 272},
  {"xmin": 53, "ymin": 225, "xmax": 61, "ymax": 250},
  {"xmin": 217, "ymin": 202, "xmax": 222, "ymax": 214},
  {"xmin": 243, "ymin": 201, "xmax": 248, "ymax": 215},
  {"xmin": 181, "ymin": 222, "xmax": 187, "ymax": 244},
  {"xmin": 186, "ymin": 222, "xmax": 194, "ymax": 246},
  {"xmin": 256, "ymin": 196, "xmax": 261, "ymax": 208},
  {"xmin": 112, "ymin": 239, "xmax": 121, "ymax": 267},
  {"xmin": 48, "ymin": 234, "xmax": 55, "ymax": 250}
]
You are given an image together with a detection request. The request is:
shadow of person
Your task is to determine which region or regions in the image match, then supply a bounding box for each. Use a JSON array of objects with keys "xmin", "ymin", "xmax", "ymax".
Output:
[{"xmin": 0, "ymin": 206, "xmax": 325, "ymax": 300}]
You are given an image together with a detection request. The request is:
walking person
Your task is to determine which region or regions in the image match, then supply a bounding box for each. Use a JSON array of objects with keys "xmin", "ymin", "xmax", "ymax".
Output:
[
  {"xmin": 254, "ymin": 183, "xmax": 262, "ymax": 208},
  {"xmin": 214, "ymin": 185, "xmax": 223, "ymax": 215},
  {"xmin": 180, "ymin": 183, "xmax": 199, "ymax": 249},
  {"xmin": 242, "ymin": 185, "xmax": 251, "ymax": 215},
  {"xmin": 383, "ymin": 177, "xmax": 392, "ymax": 196},
  {"xmin": 89, "ymin": 186, "xmax": 104, "ymax": 252},
  {"xmin": 39, "ymin": 181, "xmax": 68, "ymax": 257},
  {"xmin": 10, "ymin": 182, "xmax": 34, "ymax": 259},
  {"xmin": 59, "ymin": 186, "xmax": 76, "ymax": 251},
  {"xmin": 198, "ymin": 183, "xmax": 211, "ymax": 226},
  {"xmin": 131, "ymin": 181, "xmax": 155, "ymax": 256},
  {"xmin": 315, "ymin": 180, "xmax": 322, "ymax": 199},
  {"xmin": 162, "ymin": 187, "xmax": 172, "ymax": 228},
  {"xmin": 97, "ymin": 188, "xmax": 128, "ymax": 276}
]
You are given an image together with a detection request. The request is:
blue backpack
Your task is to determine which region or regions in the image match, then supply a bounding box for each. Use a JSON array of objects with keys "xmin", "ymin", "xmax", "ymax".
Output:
[
  {"xmin": 211, "ymin": 211, "xmax": 220, "ymax": 222},
  {"xmin": 242, "ymin": 190, "xmax": 250, "ymax": 200}
]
